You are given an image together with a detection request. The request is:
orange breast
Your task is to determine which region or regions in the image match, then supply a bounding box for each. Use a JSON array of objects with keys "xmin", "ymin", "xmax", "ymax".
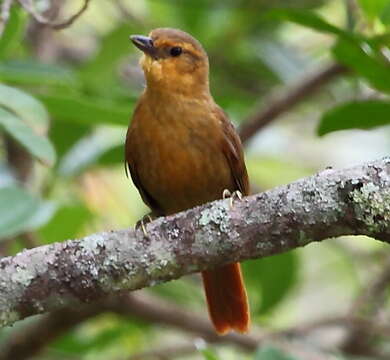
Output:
[{"xmin": 128, "ymin": 98, "xmax": 234, "ymax": 215}]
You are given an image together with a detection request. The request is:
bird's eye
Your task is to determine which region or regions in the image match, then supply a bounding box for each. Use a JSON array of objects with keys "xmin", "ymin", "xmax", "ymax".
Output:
[{"xmin": 170, "ymin": 47, "xmax": 182, "ymax": 57}]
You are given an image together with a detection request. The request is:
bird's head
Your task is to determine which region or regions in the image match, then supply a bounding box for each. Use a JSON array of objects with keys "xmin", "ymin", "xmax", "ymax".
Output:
[{"xmin": 130, "ymin": 28, "xmax": 209, "ymax": 97}]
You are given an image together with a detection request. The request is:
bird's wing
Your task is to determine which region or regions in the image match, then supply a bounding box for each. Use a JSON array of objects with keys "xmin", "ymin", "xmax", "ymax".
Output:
[
  {"xmin": 125, "ymin": 107, "xmax": 162, "ymax": 215},
  {"xmin": 213, "ymin": 106, "xmax": 250, "ymax": 196}
]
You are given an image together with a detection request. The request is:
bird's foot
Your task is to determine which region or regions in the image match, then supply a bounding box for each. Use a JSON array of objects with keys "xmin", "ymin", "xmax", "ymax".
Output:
[
  {"xmin": 222, "ymin": 189, "xmax": 243, "ymax": 208},
  {"xmin": 136, "ymin": 213, "xmax": 156, "ymax": 235}
]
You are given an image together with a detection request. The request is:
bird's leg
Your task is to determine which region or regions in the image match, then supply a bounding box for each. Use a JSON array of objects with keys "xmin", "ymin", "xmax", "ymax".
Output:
[
  {"xmin": 136, "ymin": 213, "xmax": 157, "ymax": 235},
  {"xmin": 222, "ymin": 189, "xmax": 243, "ymax": 208}
]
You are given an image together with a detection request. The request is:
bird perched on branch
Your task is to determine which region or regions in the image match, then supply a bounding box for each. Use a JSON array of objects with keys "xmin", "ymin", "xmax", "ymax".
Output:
[{"xmin": 125, "ymin": 28, "xmax": 250, "ymax": 334}]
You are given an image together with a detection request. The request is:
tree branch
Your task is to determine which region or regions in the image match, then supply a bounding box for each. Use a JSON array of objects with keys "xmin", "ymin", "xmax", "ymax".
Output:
[
  {"xmin": 0, "ymin": 158, "xmax": 389, "ymax": 328},
  {"xmin": 238, "ymin": 63, "xmax": 348, "ymax": 144},
  {"xmin": 17, "ymin": 0, "xmax": 90, "ymax": 29}
]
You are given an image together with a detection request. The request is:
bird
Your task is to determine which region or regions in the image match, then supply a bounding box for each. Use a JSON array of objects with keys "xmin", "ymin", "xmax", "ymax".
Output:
[{"xmin": 125, "ymin": 28, "xmax": 250, "ymax": 334}]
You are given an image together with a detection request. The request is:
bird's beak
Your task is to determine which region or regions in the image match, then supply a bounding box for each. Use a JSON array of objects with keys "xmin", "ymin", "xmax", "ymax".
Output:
[{"xmin": 130, "ymin": 35, "xmax": 157, "ymax": 58}]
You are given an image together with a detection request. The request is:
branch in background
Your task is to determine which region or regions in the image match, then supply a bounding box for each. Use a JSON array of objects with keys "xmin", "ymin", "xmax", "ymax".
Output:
[
  {"xmin": 0, "ymin": 158, "xmax": 388, "ymax": 328},
  {"xmin": 117, "ymin": 295, "xmax": 333, "ymax": 360},
  {"xmin": 238, "ymin": 63, "xmax": 348, "ymax": 144},
  {"xmin": 17, "ymin": 0, "xmax": 90, "ymax": 29},
  {"xmin": 0, "ymin": 292, "xmax": 260, "ymax": 360},
  {"xmin": 0, "ymin": 304, "xmax": 102, "ymax": 360},
  {"xmin": 0, "ymin": 292, "xmax": 339, "ymax": 360},
  {"xmin": 341, "ymin": 257, "xmax": 390, "ymax": 356},
  {"xmin": 0, "ymin": 0, "xmax": 13, "ymax": 36},
  {"xmin": 278, "ymin": 315, "xmax": 390, "ymax": 339}
]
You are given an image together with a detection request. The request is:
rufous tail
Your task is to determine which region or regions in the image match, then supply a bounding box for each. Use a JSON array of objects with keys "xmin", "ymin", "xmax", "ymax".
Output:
[{"xmin": 201, "ymin": 262, "xmax": 250, "ymax": 335}]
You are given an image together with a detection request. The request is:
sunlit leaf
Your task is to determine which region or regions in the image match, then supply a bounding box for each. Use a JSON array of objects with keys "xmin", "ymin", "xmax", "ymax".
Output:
[
  {"xmin": 200, "ymin": 348, "xmax": 220, "ymax": 360},
  {"xmin": 243, "ymin": 252, "xmax": 299, "ymax": 315},
  {"xmin": 0, "ymin": 5, "xmax": 26, "ymax": 58},
  {"xmin": 318, "ymin": 100, "xmax": 390, "ymax": 136},
  {"xmin": 357, "ymin": 0, "xmax": 389, "ymax": 19},
  {"xmin": 0, "ymin": 185, "xmax": 40, "ymax": 239},
  {"xmin": 333, "ymin": 39, "xmax": 390, "ymax": 93},
  {"xmin": 0, "ymin": 108, "xmax": 56, "ymax": 165}
]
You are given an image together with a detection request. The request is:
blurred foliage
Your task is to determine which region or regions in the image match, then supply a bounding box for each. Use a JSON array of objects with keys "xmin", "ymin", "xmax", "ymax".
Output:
[
  {"xmin": 254, "ymin": 347, "xmax": 299, "ymax": 360},
  {"xmin": 0, "ymin": 0, "xmax": 389, "ymax": 359}
]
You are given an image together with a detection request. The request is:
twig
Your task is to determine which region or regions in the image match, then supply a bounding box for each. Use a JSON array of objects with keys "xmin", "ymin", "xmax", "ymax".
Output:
[
  {"xmin": 112, "ymin": 293, "xmax": 260, "ymax": 350},
  {"xmin": 17, "ymin": 0, "xmax": 90, "ymax": 30},
  {"xmin": 0, "ymin": 158, "xmax": 389, "ymax": 328},
  {"xmin": 238, "ymin": 63, "xmax": 348, "ymax": 144},
  {"xmin": 277, "ymin": 315, "xmax": 390, "ymax": 339}
]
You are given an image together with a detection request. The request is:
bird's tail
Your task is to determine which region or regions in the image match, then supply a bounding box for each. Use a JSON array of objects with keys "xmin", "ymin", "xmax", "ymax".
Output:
[{"xmin": 201, "ymin": 262, "xmax": 250, "ymax": 334}]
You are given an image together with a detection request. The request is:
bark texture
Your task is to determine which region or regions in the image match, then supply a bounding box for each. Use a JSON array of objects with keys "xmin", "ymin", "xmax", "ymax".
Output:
[{"xmin": 0, "ymin": 158, "xmax": 389, "ymax": 328}]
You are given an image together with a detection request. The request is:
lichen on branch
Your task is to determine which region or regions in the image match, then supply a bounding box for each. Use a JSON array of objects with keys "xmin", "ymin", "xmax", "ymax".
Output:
[{"xmin": 0, "ymin": 157, "xmax": 389, "ymax": 328}]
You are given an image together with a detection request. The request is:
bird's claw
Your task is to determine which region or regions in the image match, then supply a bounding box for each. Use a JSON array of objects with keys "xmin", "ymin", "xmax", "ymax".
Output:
[
  {"xmin": 136, "ymin": 214, "xmax": 155, "ymax": 235},
  {"xmin": 222, "ymin": 189, "xmax": 243, "ymax": 208}
]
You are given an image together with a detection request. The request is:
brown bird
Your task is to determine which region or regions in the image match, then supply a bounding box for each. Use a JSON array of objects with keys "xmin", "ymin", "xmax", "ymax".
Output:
[{"xmin": 125, "ymin": 28, "xmax": 250, "ymax": 334}]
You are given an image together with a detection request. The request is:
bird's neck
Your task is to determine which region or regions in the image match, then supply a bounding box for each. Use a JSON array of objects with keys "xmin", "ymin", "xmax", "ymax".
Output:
[
  {"xmin": 142, "ymin": 86, "xmax": 215, "ymax": 123},
  {"xmin": 144, "ymin": 84, "xmax": 212, "ymax": 106}
]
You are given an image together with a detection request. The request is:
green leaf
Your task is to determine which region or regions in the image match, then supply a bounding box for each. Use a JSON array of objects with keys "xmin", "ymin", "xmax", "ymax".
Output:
[
  {"xmin": 0, "ymin": 108, "xmax": 56, "ymax": 165},
  {"xmin": 0, "ymin": 83, "xmax": 49, "ymax": 133},
  {"xmin": 0, "ymin": 185, "xmax": 40, "ymax": 239},
  {"xmin": 380, "ymin": 2, "xmax": 390, "ymax": 24},
  {"xmin": 97, "ymin": 144, "xmax": 123, "ymax": 165},
  {"xmin": 0, "ymin": 61, "xmax": 78, "ymax": 88},
  {"xmin": 357, "ymin": 0, "xmax": 389, "ymax": 19},
  {"xmin": 243, "ymin": 252, "xmax": 298, "ymax": 315},
  {"xmin": 38, "ymin": 203, "xmax": 93, "ymax": 243},
  {"xmin": 50, "ymin": 121, "xmax": 90, "ymax": 158},
  {"xmin": 268, "ymin": 9, "xmax": 351, "ymax": 38},
  {"xmin": 0, "ymin": 5, "xmax": 26, "ymax": 58},
  {"xmin": 333, "ymin": 39, "xmax": 390, "ymax": 93},
  {"xmin": 254, "ymin": 346, "xmax": 298, "ymax": 360},
  {"xmin": 318, "ymin": 100, "xmax": 390, "ymax": 136},
  {"xmin": 38, "ymin": 94, "xmax": 132, "ymax": 126},
  {"xmin": 200, "ymin": 348, "xmax": 220, "ymax": 360}
]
